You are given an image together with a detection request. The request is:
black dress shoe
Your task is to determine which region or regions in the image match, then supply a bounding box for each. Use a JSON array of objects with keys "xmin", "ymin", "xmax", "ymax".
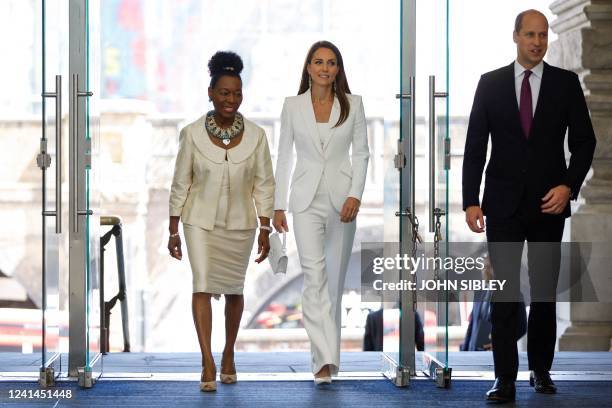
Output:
[
  {"xmin": 486, "ymin": 377, "xmax": 516, "ymax": 403},
  {"xmin": 530, "ymin": 371, "xmax": 557, "ymax": 394}
]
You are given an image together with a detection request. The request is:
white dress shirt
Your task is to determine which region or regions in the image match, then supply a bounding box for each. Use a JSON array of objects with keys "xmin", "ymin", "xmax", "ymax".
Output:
[{"xmin": 514, "ymin": 60, "xmax": 543, "ymax": 116}]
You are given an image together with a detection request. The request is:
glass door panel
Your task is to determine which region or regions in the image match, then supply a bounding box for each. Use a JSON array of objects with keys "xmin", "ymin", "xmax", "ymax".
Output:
[
  {"xmin": 387, "ymin": 0, "xmax": 450, "ymax": 386},
  {"xmin": 416, "ymin": 0, "xmax": 450, "ymax": 384},
  {"xmin": 381, "ymin": 0, "xmax": 413, "ymax": 387},
  {"xmin": 84, "ymin": 0, "xmax": 102, "ymax": 378},
  {"xmin": 40, "ymin": 0, "xmax": 69, "ymax": 386},
  {"xmin": 0, "ymin": 0, "xmax": 65, "ymax": 379}
]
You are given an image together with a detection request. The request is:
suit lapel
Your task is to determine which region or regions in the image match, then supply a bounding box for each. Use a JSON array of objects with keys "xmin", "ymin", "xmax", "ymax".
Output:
[
  {"xmin": 190, "ymin": 115, "xmax": 226, "ymax": 163},
  {"xmin": 530, "ymin": 62, "xmax": 551, "ymax": 140},
  {"xmin": 506, "ymin": 63, "xmax": 520, "ymax": 115},
  {"xmin": 298, "ymin": 89, "xmax": 324, "ymax": 156},
  {"xmin": 323, "ymin": 97, "xmax": 340, "ymax": 151},
  {"xmin": 503, "ymin": 62, "xmax": 525, "ymax": 140}
]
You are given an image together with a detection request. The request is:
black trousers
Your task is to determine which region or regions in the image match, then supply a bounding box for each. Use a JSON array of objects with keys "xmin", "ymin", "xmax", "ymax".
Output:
[{"xmin": 486, "ymin": 206, "xmax": 565, "ymax": 380}]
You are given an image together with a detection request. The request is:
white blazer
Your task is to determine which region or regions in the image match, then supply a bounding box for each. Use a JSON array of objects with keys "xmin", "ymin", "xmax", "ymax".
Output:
[
  {"xmin": 169, "ymin": 115, "xmax": 275, "ymax": 230},
  {"xmin": 274, "ymin": 90, "xmax": 369, "ymax": 213}
]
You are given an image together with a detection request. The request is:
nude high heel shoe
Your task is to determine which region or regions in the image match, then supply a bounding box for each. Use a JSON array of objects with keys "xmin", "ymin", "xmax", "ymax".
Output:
[
  {"xmin": 220, "ymin": 361, "xmax": 237, "ymax": 384},
  {"xmin": 220, "ymin": 372, "xmax": 237, "ymax": 384},
  {"xmin": 199, "ymin": 368, "xmax": 217, "ymax": 392}
]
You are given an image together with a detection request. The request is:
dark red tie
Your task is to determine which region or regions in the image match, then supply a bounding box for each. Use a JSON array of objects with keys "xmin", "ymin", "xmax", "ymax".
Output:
[{"xmin": 520, "ymin": 70, "xmax": 533, "ymax": 138}]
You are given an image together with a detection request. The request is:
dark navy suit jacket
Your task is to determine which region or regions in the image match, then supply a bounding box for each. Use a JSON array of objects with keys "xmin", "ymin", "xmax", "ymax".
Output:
[{"xmin": 462, "ymin": 62, "xmax": 596, "ymax": 219}]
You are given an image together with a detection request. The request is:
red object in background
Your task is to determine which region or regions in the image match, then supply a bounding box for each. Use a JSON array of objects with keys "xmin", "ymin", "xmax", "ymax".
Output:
[
  {"xmin": 0, "ymin": 308, "xmax": 69, "ymax": 352},
  {"xmin": 117, "ymin": 0, "xmax": 143, "ymax": 32}
]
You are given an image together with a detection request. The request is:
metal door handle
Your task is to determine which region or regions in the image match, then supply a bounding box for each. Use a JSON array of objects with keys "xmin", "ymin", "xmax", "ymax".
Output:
[
  {"xmin": 408, "ymin": 76, "xmax": 416, "ymax": 220},
  {"xmin": 396, "ymin": 77, "xmax": 417, "ymax": 219},
  {"xmin": 428, "ymin": 75, "xmax": 447, "ymax": 232},
  {"xmin": 42, "ymin": 75, "xmax": 62, "ymax": 233},
  {"xmin": 71, "ymin": 74, "xmax": 93, "ymax": 233}
]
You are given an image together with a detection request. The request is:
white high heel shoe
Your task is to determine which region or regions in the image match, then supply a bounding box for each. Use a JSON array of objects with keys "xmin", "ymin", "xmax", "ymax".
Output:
[
  {"xmin": 314, "ymin": 376, "xmax": 332, "ymax": 385},
  {"xmin": 314, "ymin": 365, "xmax": 333, "ymax": 385}
]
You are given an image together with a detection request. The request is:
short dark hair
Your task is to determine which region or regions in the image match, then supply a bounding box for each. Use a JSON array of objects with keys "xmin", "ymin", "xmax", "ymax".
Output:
[{"xmin": 514, "ymin": 9, "xmax": 548, "ymax": 33}]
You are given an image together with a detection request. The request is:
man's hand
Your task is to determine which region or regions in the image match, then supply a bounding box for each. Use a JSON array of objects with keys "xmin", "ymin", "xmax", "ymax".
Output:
[
  {"xmin": 340, "ymin": 197, "xmax": 360, "ymax": 223},
  {"xmin": 541, "ymin": 185, "xmax": 571, "ymax": 215},
  {"xmin": 465, "ymin": 205, "xmax": 485, "ymax": 233}
]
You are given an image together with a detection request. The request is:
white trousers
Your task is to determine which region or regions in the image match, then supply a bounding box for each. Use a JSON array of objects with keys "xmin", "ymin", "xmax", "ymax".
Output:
[{"xmin": 292, "ymin": 178, "xmax": 356, "ymax": 375}]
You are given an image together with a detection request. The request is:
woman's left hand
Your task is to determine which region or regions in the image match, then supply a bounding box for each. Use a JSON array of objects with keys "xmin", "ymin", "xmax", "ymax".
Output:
[
  {"xmin": 255, "ymin": 229, "xmax": 271, "ymax": 263},
  {"xmin": 340, "ymin": 197, "xmax": 361, "ymax": 223}
]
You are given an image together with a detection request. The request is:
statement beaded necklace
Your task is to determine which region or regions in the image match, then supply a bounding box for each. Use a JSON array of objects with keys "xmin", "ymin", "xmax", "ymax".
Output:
[{"xmin": 205, "ymin": 110, "xmax": 244, "ymax": 145}]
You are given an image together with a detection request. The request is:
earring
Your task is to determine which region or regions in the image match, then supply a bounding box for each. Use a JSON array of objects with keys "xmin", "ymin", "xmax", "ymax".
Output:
[{"xmin": 308, "ymin": 76, "xmax": 312, "ymax": 88}]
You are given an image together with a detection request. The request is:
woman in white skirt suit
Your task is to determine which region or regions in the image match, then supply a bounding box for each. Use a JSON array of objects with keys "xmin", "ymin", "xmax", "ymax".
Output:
[
  {"xmin": 168, "ymin": 51, "xmax": 274, "ymax": 392},
  {"xmin": 273, "ymin": 41, "xmax": 369, "ymax": 384}
]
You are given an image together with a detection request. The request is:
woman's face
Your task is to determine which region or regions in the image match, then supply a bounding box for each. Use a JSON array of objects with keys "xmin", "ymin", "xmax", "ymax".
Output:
[
  {"xmin": 307, "ymin": 47, "xmax": 339, "ymax": 88},
  {"xmin": 208, "ymin": 75, "xmax": 243, "ymax": 122}
]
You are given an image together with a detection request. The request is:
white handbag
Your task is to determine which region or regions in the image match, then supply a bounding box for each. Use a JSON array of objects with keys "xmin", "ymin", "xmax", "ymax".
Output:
[{"xmin": 268, "ymin": 232, "xmax": 288, "ymax": 275}]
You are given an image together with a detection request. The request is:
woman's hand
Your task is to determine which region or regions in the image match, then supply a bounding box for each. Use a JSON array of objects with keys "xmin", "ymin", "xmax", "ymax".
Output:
[
  {"xmin": 340, "ymin": 197, "xmax": 360, "ymax": 223},
  {"xmin": 168, "ymin": 235, "xmax": 182, "ymax": 260},
  {"xmin": 273, "ymin": 210, "xmax": 289, "ymax": 232},
  {"xmin": 255, "ymin": 229, "xmax": 270, "ymax": 263}
]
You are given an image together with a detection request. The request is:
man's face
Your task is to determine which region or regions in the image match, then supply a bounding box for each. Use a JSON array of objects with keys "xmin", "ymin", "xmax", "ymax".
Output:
[{"xmin": 513, "ymin": 12, "xmax": 548, "ymax": 68}]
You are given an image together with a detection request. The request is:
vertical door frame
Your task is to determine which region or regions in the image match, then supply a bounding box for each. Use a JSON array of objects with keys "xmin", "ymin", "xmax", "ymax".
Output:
[
  {"xmin": 399, "ymin": 0, "xmax": 417, "ymax": 377},
  {"xmin": 68, "ymin": 0, "xmax": 89, "ymax": 377},
  {"xmin": 383, "ymin": 0, "xmax": 417, "ymax": 387}
]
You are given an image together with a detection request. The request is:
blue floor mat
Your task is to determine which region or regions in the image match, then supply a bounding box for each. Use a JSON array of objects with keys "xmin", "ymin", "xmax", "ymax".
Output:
[{"xmin": 1, "ymin": 379, "xmax": 611, "ymax": 407}]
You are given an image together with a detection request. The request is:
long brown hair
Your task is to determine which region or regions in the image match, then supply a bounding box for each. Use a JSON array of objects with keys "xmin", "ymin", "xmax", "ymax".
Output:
[{"xmin": 298, "ymin": 41, "xmax": 351, "ymax": 128}]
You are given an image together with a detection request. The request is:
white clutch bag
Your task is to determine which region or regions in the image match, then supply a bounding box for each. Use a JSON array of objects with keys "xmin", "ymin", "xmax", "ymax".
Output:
[{"xmin": 268, "ymin": 232, "xmax": 288, "ymax": 275}]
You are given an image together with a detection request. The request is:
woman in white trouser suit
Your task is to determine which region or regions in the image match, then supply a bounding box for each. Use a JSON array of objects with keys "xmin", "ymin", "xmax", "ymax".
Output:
[{"xmin": 273, "ymin": 41, "xmax": 369, "ymax": 384}]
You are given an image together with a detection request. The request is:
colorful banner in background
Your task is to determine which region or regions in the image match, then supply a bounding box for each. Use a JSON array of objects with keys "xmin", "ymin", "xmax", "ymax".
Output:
[{"xmin": 101, "ymin": 0, "xmax": 146, "ymax": 99}]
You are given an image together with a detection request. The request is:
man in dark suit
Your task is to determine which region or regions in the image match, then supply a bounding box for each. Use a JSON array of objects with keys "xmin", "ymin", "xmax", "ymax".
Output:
[
  {"xmin": 462, "ymin": 9, "xmax": 596, "ymax": 403},
  {"xmin": 363, "ymin": 309, "xmax": 424, "ymax": 352}
]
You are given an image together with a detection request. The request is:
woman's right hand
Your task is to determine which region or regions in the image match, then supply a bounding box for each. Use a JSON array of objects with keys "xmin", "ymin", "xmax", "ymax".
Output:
[
  {"xmin": 168, "ymin": 235, "xmax": 182, "ymax": 260},
  {"xmin": 272, "ymin": 210, "xmax": 289, "ymax": 233}
]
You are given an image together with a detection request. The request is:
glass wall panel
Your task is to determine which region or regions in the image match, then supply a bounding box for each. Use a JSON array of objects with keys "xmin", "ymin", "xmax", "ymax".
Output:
[{"xmin": 0, "ymin": 0, "xmax": 69, "ymax": 381}]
